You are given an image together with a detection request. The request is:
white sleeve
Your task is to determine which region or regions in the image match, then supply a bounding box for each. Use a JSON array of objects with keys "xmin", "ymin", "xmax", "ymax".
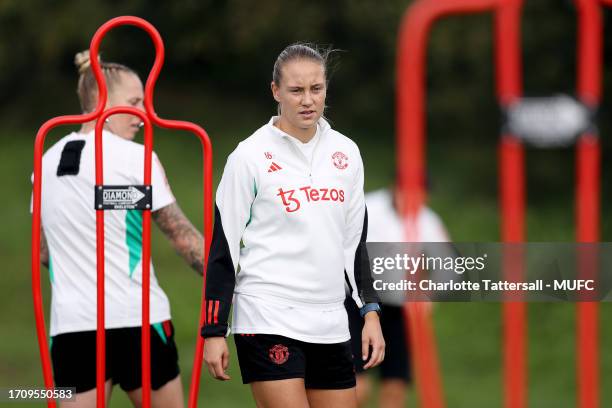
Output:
[
  {"xmin": 213, "ymin": 149, "xmax": 257, "ymax": 271},
  {"xmin": 151, "ymin": 152, "xmax": 175, "ymax": 211},
  {"xmin": 202, "ymin": 148, "xmax": 257, "ymax": 337}
]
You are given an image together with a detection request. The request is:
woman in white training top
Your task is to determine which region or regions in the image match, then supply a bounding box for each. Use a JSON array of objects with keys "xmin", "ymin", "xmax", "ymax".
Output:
[{"xmin": 201, "ymin": 43, "xmax": 384, "ymax": 408}]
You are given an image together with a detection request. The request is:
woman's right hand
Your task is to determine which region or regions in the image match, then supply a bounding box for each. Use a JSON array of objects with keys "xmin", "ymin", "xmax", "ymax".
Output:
[{"xmin": 203, "ymin": 337, "xmax": 231, "ymax": 380}]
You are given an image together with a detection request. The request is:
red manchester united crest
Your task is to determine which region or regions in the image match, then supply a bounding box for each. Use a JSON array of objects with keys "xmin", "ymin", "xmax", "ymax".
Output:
[
  {"xmin": 332, "ymin": 151, "xmax": 348, "ymax": 170},
  {"xmin": 269, "ymin": 344, "xmax": 290, "ymax": 365}
]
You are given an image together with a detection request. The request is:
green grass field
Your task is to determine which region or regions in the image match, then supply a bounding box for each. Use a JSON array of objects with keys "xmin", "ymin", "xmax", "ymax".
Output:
[{"xmin": 1, "ymin": 123, "xmax": 611, "ymax": 407}]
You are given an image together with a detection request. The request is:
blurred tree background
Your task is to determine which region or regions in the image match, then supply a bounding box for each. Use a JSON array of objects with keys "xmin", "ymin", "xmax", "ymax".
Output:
[
  {"xmin": 1, "ymin": 0, "xmax": 612, "ymax": 406},
  {"xmin": 1, "ymin": 0, "xmax": 608, "ymax": 141}
]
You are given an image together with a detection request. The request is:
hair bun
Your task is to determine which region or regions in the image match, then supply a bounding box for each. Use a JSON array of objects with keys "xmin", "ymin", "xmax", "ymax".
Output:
[
  {"xmin": 74, "ymin": 50, "xmax": 92, "ymax": 74},
  {"xmin": 74, "ymin": 50, "xmax": 102, "ymax": 74}
]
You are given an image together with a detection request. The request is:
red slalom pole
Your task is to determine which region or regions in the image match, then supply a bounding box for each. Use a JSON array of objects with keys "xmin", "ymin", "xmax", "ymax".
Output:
[
  {"xmin": 396, "ymin": 1, "xmax": 503, "ymax": 407},
  {"xmin": 576, "ymin": 136, "xmax": 600, "ymax": 408},
  {"xmin": 574, "ymin": 1, "xmax": 601, "ymax": 407},
  {"xmin": 94, "ymin": 108, "xmax": 154, "ymax": 407},
  {"xmin": 498, "ymin": 137, "xmax": 526, "ymax": 408},
  {"xmin": 495, "ymin": 2, "xmax": 526, "ymax": 408}
]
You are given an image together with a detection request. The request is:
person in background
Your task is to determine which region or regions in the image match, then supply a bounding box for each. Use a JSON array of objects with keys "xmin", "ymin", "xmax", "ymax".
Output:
[{"xmin": 346, "ymin": 183, "xmax": 451, "ymax": 408}]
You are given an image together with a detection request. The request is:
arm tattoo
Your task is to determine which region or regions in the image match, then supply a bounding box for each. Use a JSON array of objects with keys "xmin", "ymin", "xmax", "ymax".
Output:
[
  {"xmin": 40, "ymin": 228, "xmax": 50, "ymax": 268},
  {"xmin": 152, "ymin": 202, "xmax": 205, "ymax": 275}
]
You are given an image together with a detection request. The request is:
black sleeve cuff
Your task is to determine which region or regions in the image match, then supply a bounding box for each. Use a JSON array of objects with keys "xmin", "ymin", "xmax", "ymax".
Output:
[{"xmin": 201, "ymin": 323, "xmax": 228, "ymax": 338}]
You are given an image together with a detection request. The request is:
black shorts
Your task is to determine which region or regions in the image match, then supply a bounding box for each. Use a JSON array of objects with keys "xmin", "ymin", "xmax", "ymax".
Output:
[
  {"xmin": 234, "ymin": 333, "xmax": 356, "ymax": 389},
  {"xmin": 51, "ymin": 320, "xmax": 180, "ymax": 393},
  {"xmin": 345, "ymin": 298, "xmax": 411, "ymax": 382}
]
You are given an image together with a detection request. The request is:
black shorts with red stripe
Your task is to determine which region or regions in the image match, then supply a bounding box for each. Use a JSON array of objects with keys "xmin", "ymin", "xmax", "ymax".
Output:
[
  {"xmin": 51, "ymin": 320, "xmax": 179, "ymax": 393},
  {"xmin": 234, "ymin": 333, "xmax": 356, "ymax": 389}
]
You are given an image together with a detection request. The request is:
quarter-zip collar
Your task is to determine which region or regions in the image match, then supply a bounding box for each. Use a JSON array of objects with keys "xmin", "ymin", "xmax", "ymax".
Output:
[
  {"xmin": 267, "ymin": 116, "xmax": 327, "ymax": 182},
  {"xmin": 266, "ymin": 115, "xmax": 330, "ymax": 142}
]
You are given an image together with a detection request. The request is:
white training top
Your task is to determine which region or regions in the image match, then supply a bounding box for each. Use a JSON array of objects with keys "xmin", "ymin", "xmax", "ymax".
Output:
[
  {"xmin": 202, "ymin": 117, "xmax": 377, "ymax": 343},
  {"xmin": 366, "ymin": 189, "xmax": 449, "ymax": 243},
  {"xmin": 365, "ymin": 188, "xmax": 450, "ymax": 305},
  {"xmin": 35, "ymin": 130, "xmax": 175, "ymax": 336}
]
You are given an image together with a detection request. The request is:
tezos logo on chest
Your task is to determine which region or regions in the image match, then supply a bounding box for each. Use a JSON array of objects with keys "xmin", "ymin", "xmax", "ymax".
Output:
[{"xmin": 277, "ymin": 185, "xmax": 345, "ymax": 213}]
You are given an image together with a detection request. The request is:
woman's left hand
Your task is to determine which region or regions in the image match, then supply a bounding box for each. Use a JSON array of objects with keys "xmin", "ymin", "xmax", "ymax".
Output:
[{"xmin": 361, "ymin": 312, "xmax": 385, "ymax": 369}]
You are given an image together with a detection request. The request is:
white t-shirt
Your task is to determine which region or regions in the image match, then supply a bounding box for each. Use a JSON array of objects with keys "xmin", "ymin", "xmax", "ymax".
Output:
[
  {"xmin": 365, "ymin": 189, "xmax": 450, "ymax": 305},
  {"xmin": 34, "ymin": 130, "xmax": 175, "ymax": 336},
  {"xmin": 366, "ymin": 189, "xmax": 449, "ymax": 243}
]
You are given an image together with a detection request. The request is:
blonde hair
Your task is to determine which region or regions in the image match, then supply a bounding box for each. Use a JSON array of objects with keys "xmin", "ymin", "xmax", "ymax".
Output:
[{"xmin": 74, "ymin": 50, "xmax": 136, "ymax": 113}]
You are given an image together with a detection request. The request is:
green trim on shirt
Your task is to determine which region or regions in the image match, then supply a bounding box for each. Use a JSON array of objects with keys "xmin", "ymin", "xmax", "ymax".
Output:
[
  {"xmin": 48, "ymin": 253, "xmax": 54, "ymax": 284},
  {"xmin": 125, "ymin": 210, "xmax": 143, "ymax": 278},
  {"xmin": 246, "ymin": 178, "xmax": 257, "ymax": 227}
]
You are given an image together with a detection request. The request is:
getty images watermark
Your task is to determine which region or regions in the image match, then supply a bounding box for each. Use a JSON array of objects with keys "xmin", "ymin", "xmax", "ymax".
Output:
[{"xmin": 364, "ymin": 243, "xmax": 612, "ymax": 302}]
